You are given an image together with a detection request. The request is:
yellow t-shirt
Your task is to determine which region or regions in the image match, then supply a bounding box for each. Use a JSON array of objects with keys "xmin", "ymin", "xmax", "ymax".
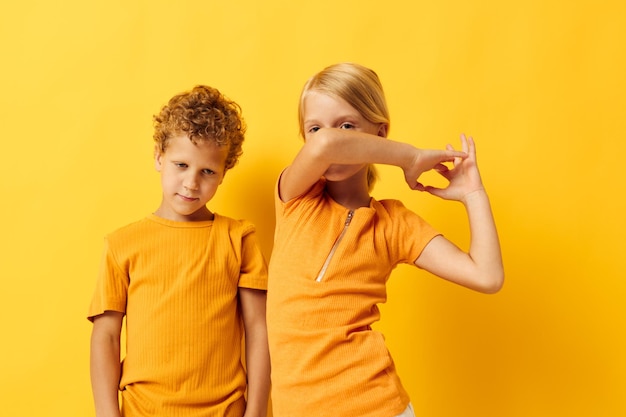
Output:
[
  {"xmin": 267, "ymin": 179, "xmax": 439, "ymax": 417},
  {"xmin": 88, "ymin": 213, "xmax": 268, "ymax": 417}
]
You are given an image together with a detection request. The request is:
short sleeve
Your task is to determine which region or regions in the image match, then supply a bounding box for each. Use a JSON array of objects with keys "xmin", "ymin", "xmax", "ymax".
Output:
[
  {"xmin": 238, "ymin": 226, "xmax": 269, "ymax": 291},
  {"xmin": 383, "ymin": 200, "xmax": 441, "ymax": 265},
  {"xmin": 87, "ymin": 236, "xmax": 129, "ymax": 321}
]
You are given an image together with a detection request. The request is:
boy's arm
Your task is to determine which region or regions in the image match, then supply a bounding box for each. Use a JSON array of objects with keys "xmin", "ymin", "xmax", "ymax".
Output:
[
  {"xmin": 279, "ymin": 128, "xmax": 466, "ymax": 202},
  {"xmin": 240, "ymin": 288, "xmax": 271, "ymax": 417},
  {"xmin": 90, "ymin": 311, "xmax": 124, "ymax": 417},
  {"xmin": 415, "ymin": 135, "xmax": 504, "ymax": 293}
]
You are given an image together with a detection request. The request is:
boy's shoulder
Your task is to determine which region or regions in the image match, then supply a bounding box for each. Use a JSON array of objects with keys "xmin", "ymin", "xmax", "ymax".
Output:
[
  {"xmin": 106, "ymin": 216, "xmax": 153, "ymax": 238},
  {"xmin": 104, "ymin": 214, "xmax": 257, "ymax": 242},
  {"xmin": 213, "ymin": 213, "xmax": 257, "ymax": 237}
]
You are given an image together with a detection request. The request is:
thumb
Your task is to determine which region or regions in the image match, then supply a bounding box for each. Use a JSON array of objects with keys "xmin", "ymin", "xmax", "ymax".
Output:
[
  {"xmin": 423, "ymin": 185, "xmax": 447, "ymax": 199},
  {"xmin": 405, "ymin": 175, "xmax": 419, "ymax": 190},
  {"xmin": 413, "ymin": 181, "xmax": 427, "ymax": 192}
]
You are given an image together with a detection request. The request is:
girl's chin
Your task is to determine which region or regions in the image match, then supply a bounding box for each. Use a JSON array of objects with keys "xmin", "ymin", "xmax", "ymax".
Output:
[{"xmin": 323, "ymin": 166, "xmax": 365, "ymax": 182}]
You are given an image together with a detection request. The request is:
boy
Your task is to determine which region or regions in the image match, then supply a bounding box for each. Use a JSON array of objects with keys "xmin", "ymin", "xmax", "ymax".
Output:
[{"xmin": 88, "ymin": 85, "xmax": 270, "ymax": 417}]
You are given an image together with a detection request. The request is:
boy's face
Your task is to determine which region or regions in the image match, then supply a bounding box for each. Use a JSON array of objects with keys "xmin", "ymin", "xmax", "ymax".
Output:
[{"xmin": 154, "ymin": 134, "xmax": 229, "ymax": 222}]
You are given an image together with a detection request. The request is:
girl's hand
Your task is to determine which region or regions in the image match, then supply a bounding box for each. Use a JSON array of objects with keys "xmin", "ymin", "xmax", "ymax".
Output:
[
  {"xmin": 415, "ymin": 134, "xmax": 485, "ymax": 203},
  {"xmin": 403, "ymin": 146, "xmax": 467, "ymax": 190}
]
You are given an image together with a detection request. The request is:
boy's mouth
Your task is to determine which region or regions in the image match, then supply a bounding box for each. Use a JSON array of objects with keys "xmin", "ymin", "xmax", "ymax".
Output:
[{"xmin": 177, "ymin": 194, "xmax": 198, "ymax": 202}]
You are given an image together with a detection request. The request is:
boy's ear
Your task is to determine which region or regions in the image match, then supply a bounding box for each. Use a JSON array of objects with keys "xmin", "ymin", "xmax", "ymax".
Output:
[
  {"xmin": 154, "ymin": 145, "xmax": 163, "ymax": 172},
  {"xmin": 377, "ymin": 123, "xmax": 388, "ymax": 138}
]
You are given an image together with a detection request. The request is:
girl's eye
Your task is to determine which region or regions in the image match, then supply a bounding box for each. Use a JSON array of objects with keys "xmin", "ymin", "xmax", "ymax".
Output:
[
  {"xmin": 308, "ymin": 126, "xmax": 320, "ymax": 133},
  {"xmin": 175, "ymin": 163, "xmax": 188, "ymax": 168},
  {"xmin": 202, "ymin": 169, "xmax": 215, "ymax": 175},
  {"xmin": 340, "ymin": 123, "xmax": 355, "ymax": 130}
]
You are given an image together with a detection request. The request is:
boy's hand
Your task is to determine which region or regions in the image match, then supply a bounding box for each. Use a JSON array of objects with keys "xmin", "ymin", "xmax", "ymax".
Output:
[{"xmin": 414, "ymin": 134, "xmax": 485, "ymax": 203}]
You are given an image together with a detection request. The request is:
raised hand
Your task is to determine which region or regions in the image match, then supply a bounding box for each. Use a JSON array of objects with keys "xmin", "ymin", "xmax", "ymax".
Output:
[
  {"xmin": 403, "ymin": 146, "xmax": 467, "ymax": 190},
  {"xmin": 415, "ymin": 134, "xmax": 485, "ymax": 203}
]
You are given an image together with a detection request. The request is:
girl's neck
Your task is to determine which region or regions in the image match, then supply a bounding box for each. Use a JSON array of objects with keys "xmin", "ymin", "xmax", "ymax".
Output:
[{"xmin": 326, "ymin": 177, "xmax": 371, "ymax": 210}]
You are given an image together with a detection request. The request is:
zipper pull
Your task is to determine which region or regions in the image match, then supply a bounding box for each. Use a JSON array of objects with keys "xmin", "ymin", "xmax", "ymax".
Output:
[
  {"xmin": 314, "ymin": 209, "xmax": 355, "ymax": 283},
  {"xmin": 345, "ymin": 210, "xmax": 354, "ymax": 226}
]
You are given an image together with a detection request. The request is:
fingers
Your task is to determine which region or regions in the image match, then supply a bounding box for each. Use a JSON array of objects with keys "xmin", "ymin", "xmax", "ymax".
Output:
[
  {"xmin": 460, "ymin": 133, "xmax": 469, "ymax": 153},
  {"xmin": 413, "ymin": 182, "xmax": 426, "ymax": 191},
  {"xmin": 420, "ymin": 185, "xmax": 447, "ymax": 199},
  {"xmin": 445, "ymin": 141, "xmax": 466, "ymax": 166},
  {"xmin": 468, "ymin": 135, "xmax": 476, "ymax": 159},
  {"xmin": 446, "ymin": 150, "xmax": 466, "ymax": 159},
  {"xmin": 461, "ymin": 133, "xmax": 477, "ymax": 159},
  {"xmin": 434, "ymin": 163, "xmax": 449, "ymax": 173}
]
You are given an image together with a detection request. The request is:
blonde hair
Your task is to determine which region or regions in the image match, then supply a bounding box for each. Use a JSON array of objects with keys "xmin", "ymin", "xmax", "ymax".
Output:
[
  {"xmin": 298, "ymin": 63, "xmax": 390, "ymax": 190},
  {"xmin": 153, "ymin": 85, "xmax": 246, "ymax": 171}
]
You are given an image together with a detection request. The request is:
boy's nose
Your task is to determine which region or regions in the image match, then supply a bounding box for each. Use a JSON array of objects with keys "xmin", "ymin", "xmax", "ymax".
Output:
[{"xmin": 183, "ymin": 174, "xmax": 199, "ymax": 190}]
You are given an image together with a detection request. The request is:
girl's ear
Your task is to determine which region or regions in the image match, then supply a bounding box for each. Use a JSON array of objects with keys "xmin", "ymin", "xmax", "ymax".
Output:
[
  {"xmin": 154, "ymin": 145, "xmax": 163, "ymax": 172},
  {"xmin": 377, "ymin": 123, "xmax": 388, "ymax": 138}
]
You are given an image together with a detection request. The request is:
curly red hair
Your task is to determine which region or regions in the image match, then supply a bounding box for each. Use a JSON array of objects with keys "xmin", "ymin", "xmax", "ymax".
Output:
[{"xmin": 153, "ymin": 85, "xmax": 246, "ymax": 170}]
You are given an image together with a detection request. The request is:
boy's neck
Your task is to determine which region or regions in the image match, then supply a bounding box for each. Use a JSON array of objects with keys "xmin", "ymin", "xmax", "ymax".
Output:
[{"xmin": 153, "ymin": 205, "xmax": 215, "ymax": 222}]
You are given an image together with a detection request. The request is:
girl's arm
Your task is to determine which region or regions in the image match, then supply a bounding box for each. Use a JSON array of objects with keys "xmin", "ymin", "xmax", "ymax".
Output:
[
  {"xmin": 240, "ymin": 288, "xmax": 271, "ymax": 417},
  {"xmin": 279, "ymin": 128, "xmax": 466, "ymax": 202},
  {"xmin": 415, "ymin": 135, "xmax": 504, "ymax": 293},
  {"xmin": 90, "ymin": 311, "xmax": 124, "ymax": 417}
]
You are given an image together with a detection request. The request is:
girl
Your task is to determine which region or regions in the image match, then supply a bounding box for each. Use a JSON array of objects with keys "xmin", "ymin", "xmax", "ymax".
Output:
[{"xmin": 266, "ymin": 63, "xmax": 504, "ymax": 417}]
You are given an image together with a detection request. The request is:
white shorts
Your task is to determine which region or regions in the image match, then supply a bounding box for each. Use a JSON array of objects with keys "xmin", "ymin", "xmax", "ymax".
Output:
[{"xmin": 394, "ymin": 403, "xmax": 415, "ymax": 417}]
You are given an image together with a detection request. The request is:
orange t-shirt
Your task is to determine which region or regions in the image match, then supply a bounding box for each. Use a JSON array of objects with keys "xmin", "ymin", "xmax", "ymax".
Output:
[
  {"xmin": 88, "ymin": 214, "xmax": 268, "ymax": 417},
  {"xmin": 267, "ymin": 179, "xmax": 439, "ymax": 417}
]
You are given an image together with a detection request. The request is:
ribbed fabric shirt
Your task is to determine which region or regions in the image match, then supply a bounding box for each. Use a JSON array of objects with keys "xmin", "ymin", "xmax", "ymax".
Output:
[
  {"xmin": 267, "ymin": 179, "xmax": 439, "ymax": 417},
  {"xmin": 88, "ymin": 214, "xmax": 268, "ymax": 417}
]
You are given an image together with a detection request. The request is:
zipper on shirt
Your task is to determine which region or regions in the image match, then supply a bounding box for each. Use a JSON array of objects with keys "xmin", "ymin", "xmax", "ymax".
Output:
[{"xmin": 315, "ymin": 210, "xmax": 354, "ymax": 282}]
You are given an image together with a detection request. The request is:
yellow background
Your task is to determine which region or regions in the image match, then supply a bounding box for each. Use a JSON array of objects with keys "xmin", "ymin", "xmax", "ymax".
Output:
[{"xmin": 1, "ymin": 1, "xmax": 624, "ymax": 416}]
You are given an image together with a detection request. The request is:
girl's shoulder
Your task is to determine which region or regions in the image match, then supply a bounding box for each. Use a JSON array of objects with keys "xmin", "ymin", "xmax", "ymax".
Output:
[
  {"xmin": 372, "ymin": 198, "xmax": 433, "ymax": 226},
  {"xmin": 372, "ymin": 198, "xmax": 410, "ymax": 214}
]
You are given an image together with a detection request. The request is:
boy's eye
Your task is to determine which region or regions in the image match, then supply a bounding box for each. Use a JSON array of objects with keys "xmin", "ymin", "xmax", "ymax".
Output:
[
  {"xmin": 202, "ymin": 169, "xmax": 215, "ymax": 175},
  {"xmin": 308, "ymin": 126, "xmax": 320, "ymax": 133},
  {"xmin": 339, "ymin": 123, "xmax": 355, "ymax": 130},
  {"xmin": 175, "ymin": 162, "xmax": 188, "ymax": 168}
]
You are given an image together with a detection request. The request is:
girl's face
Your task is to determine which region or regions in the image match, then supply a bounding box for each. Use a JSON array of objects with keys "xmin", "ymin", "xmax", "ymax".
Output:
[
  {"xmin": 302, "ymin": 91, "xmax": 386, "ymax": 182},
  {"xmin": 154, "ymin": 133, "xmax": 228, "ymax": 221}
]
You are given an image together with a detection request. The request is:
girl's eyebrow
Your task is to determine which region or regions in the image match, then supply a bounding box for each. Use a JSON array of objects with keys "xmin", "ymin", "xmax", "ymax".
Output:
[
  {"xmin": 303, "ymin": 116, "xmax": 322, "ymax": 124},
  {"xmin": 304, "ymin": 113, "xmax": 360, "ymax": 126}
]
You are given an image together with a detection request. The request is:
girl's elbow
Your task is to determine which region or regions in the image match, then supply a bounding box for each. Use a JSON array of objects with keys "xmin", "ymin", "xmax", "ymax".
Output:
[
  {"xmin": 301, "ymin": 132, "xmax": 330, "ymax": 162},
  {"xmin": 478, "ymin": 271, "xmax": 505, "ymax": 294}
]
